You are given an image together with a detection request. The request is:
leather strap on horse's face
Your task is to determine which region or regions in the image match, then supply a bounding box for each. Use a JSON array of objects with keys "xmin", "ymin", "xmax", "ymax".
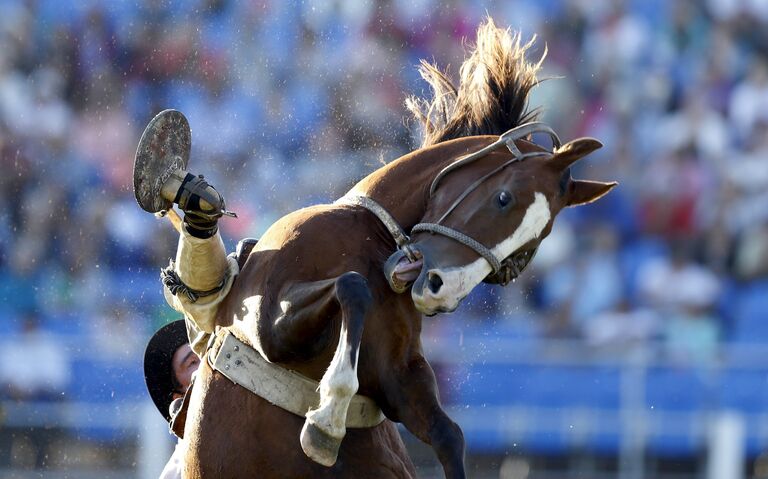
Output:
[
  {"xmin": 428, "ymin": 122, "xmax": 561, "ymax": 196},
  {"xmin": 411, "ymin": 122, "xmax": 560, "ymax": 280},
  {"xmin": 337, "ymin": 122, "xmax": 560, "ymax": 287},
  {"xmin": 410, "ymin": 222, "xmax": 502, "ymax": 272},
  {"xmin": 335, "ymin": 194, "xmax": 418, "ymax": 261},
  {"xmin": 428, "ymin": 150, "xmax": 551, "ymax": 226}
]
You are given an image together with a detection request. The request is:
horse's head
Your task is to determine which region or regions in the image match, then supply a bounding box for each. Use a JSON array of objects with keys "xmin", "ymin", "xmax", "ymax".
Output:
[{"xmin": 399, "ymin": 137, "xmax": 616, "ymax": 315}]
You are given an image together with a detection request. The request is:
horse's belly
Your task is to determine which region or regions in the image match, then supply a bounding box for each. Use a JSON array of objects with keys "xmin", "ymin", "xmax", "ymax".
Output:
[{"xmin": 183, "ymin": 356, "xmax": 415, "ymax": 479}]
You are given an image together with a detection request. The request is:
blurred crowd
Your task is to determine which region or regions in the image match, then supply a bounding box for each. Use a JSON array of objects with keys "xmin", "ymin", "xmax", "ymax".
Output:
[{"xmin": 1, "ymin": 0, "xmax": 768, "ymax": 404}]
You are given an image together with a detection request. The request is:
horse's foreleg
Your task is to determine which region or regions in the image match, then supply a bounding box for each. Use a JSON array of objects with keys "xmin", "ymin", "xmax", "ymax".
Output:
[
  {"xmin": 259, "ymin": 277, "xmax": 340, "ymax": 361},
  {"xmin": 300, "ymin": 272, "xmax": 372, "ymax": 466},
  {"xmin": 386, "ymin": 356, "xmax": 466, "ymax": 479},
  {"xmin": 258, "ymin": 273, "xmax": 372, "ymax": 467}
]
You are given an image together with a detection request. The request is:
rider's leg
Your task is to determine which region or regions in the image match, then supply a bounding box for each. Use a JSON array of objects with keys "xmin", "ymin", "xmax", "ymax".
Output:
[{"xmin": 162, "ymin": 175, "xmax": 238, "ymax": 356}]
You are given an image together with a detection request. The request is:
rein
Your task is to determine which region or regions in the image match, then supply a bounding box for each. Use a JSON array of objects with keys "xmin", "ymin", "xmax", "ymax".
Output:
[
  {"xmin": 336, "ymin": 195, "xmax": 418, "ymax": 262},
  {"xmin": 410, "ymin": 148, "xmax": 551, "ymax": 276},
  {"xmin": 337, "ymin": 121, "xmax": 561, "ymax": 287}
]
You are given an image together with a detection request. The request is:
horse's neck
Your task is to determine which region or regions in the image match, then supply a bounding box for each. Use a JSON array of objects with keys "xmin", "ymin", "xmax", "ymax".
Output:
[{"xmin": 348, "ymin": 136, "xmax": 496, "ymax": 229}]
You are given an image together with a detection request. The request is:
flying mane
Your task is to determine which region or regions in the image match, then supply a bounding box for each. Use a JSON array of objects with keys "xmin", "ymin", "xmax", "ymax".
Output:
[{"xmin": 406, "ymin": 17, "xmax": 545, "ymax": 148}]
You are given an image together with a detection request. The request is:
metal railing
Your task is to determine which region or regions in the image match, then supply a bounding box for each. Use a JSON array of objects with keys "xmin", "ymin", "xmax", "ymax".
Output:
[{"xmin": 0, "ymin": 337, "xmax": 766, "ymax": 478}]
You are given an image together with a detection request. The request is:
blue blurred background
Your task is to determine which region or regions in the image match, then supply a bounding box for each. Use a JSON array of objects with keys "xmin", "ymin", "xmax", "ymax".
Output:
[{"xmin": 1, "ymin": 0, "xmax": 767, "ymax": 478}]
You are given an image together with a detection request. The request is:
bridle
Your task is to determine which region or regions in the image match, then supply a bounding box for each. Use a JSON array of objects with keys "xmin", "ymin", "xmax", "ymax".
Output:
[{"xmin": 337, "ymin": 121, "xmax": 561, "ymax": 288}]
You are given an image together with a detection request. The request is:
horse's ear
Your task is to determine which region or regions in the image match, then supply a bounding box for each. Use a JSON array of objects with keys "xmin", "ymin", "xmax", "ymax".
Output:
[
  {"xmin": 567, "ymin": 180, "xmax": 618, "ymax": 207},
  {"xmin": 550, "ymin": 138, "xmax": 603, "ymax": 171}
]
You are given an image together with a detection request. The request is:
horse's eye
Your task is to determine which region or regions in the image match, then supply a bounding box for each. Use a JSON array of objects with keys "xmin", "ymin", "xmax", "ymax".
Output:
[{"xmin": 497, "ymin": 191, "xmax": 514, "ymax": 208}]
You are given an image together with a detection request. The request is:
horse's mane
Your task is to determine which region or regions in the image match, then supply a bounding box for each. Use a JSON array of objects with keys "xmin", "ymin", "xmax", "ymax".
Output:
[{"xmin": 406, "ymin": 18, "xmax": 545, "ymax": 148}]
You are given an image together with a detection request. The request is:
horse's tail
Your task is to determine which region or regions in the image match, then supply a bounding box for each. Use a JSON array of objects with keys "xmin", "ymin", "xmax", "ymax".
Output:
[{"xmin": 406, "ymin": 17, "xmax": 545, "ymax": 148}]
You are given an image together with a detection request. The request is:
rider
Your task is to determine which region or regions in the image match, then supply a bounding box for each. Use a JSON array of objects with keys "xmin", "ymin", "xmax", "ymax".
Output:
[{"xmin": 144, "ymin": 319, "xmax": 200, "ymax": 479}]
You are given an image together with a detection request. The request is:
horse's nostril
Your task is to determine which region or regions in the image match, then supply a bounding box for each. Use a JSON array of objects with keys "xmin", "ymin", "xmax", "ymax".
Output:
[{"xmin": 427, "ymin": 272, "xmax": 443, "ymax": 294}]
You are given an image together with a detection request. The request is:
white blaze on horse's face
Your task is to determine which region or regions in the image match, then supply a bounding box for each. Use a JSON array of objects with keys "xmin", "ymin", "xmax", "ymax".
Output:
[{"xmin": 412, "ymin": 192, "xmax": 551, "ymax": 314}]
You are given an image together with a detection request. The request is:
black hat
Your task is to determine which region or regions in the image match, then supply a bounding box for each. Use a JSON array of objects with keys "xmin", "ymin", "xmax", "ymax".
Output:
[{"xmin": 144, "ymin": 320, "xmax": 188, "ymax": 422}]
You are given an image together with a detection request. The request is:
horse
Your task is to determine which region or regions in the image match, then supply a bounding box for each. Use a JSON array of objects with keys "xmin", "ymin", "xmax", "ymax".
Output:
[{"xmin": 181, "ymin": 19, "xmax": 617, "ymax": 478}]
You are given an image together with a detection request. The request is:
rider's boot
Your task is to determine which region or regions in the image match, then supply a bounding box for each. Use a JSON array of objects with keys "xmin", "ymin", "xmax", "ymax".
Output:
[{"xmin": 174, "ymin": 173, "xmax": 227, "ymax": 239}]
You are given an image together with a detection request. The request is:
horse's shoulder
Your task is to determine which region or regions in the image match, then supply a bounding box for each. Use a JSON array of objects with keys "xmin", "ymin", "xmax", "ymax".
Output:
[{"xmin": 241, "ymin": 203, "xmax": 371, "ymax": 279}]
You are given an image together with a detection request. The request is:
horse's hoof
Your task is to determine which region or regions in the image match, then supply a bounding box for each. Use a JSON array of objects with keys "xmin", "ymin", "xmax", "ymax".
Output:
[{"xmin": 300, "ymin": 421, "xmax": 342, "ymax": 467}]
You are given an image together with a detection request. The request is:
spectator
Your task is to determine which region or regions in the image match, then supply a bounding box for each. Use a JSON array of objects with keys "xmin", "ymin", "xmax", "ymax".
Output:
[
  {"xmin": 583, "ymin": 300, "xmax": 660, "ymax": 350},
  {"xmin": 0, "ymin": 313, "xmax": 71, "ymax": 400},
  {"xmin": 637, "ymin": 243, "xmax": 722, "ymax": 363},
  {"xmin": 637, "ymin": 243, "xmax": 721, "ymax": 315},
  {"xmin": 0, "ymin": 313, "xmax": 71, "ymax": 469},
  {"xmin": 663, "ymin": 297, "xmax": 721, "ymax": 365}
]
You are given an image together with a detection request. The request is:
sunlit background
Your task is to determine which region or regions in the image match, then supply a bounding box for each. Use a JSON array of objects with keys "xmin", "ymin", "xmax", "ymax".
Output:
[{"xmin": 1, "ymin": 0, "xmax": 768, "ymax": 478}]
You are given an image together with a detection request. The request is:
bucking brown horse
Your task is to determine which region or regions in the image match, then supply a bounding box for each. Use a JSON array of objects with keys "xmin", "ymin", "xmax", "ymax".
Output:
[{"xmin": 182, "ymin": 19, "xmax": 616, "ymax": 478}]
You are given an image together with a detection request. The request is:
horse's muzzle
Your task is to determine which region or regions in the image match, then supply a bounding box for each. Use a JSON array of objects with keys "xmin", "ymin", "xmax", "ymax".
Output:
[{"xmin": 410, "ymin": 263, "xmax": 462, "ymax": 316}]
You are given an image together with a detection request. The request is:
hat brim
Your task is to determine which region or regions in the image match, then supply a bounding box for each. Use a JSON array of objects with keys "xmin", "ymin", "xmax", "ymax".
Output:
[{"xmin": 144, "ymin": 319, "xmax": 189, "ymax": 422}]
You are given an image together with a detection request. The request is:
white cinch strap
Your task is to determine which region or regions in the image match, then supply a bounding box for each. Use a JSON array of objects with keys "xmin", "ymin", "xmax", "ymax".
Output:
[{"xmin": 211, "ymin": 332, "xmax": 386, "ymax": 429}]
